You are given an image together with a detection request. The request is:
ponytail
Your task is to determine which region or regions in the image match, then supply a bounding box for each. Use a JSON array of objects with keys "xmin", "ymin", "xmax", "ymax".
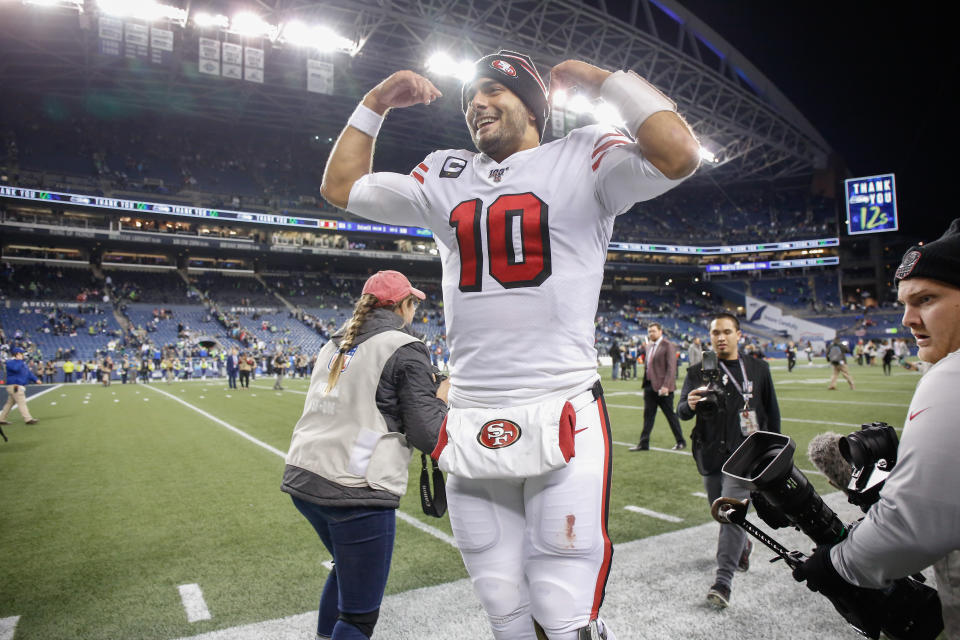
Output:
[{"xmin": 325, "ymin": 293, "xmax": 378, "ymax": 393}]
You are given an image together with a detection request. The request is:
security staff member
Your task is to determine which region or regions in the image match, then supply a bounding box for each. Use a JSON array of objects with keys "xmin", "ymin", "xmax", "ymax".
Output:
[
  {"xmin": 794, "ymin": 219, "xmax": 960, "ymax": 638},
  {"xmin": 0, "ymin": 347, "xmax": 40, "ymax": 426},
  {"xmin": 678, "ymin": 312, "xmax": 780, "ymax": 608}
]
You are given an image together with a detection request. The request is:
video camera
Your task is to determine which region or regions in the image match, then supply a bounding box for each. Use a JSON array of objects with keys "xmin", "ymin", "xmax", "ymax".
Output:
[
  {"xmin": 839, "ymin": 422, "xmax": 899, "ymax": 511},
  {"xmin": 715, "ymin": 429, "xmax": 942, "ymax": 640},
  {"xmin": 694, "ymin": 351, "xmax": 727, "ymax": 420}
]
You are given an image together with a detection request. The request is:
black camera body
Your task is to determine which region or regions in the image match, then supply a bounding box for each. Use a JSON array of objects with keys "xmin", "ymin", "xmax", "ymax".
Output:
[
  {"xmin": 695, "ymin": 350, "xmax": 727, "ymax": 419},
  {"xmin": 722, "ymin": 431, "xmax": 942, "ymax": 640},
  {"xmin": 839, "ymin": 421, "xmax": 899, "ymax": 511}
]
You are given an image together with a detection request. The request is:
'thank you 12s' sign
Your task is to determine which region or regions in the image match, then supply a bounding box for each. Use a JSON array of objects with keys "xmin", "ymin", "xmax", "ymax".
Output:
[{"xmin": 845, "ymin": 173, "xmax": 898, "ymax": 235}]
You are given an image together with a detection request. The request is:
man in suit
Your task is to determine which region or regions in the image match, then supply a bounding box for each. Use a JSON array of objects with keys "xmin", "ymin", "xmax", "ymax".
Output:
[
  {"xmin": 631, "ymin": 322, "xmax": 686, "ymax": 451},
  {"xmin": 226, "ymin": 347, "xmax": 239, "ymax": 390}
]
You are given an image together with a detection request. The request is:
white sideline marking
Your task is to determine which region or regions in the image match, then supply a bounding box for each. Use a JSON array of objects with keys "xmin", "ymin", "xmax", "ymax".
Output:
[
  {"xmin": 691, "ymin": 492, "xmax": 707, "ymax": 498},
  {"xmin": 252, "ymin": 385, "xmax": 306, "ymax": 395},
  {"xmin": 778, "ymin": 397, "xmax": 908, "ymax": 407},
  {"xmin": 0, "ymin": 616, "xmax": 20, "ymax": 640},
  {"xmin": 624, "ymin": 505, "xmax": 683, "ymax": 523},
  {"xmin": 24, "ymin": 384, "xmax": 62, "ymax": 403},
  {"xmin": 396, "ymin": 511, "xmax": 457, "ymax": 546},
  {"xmin": 142, "ymin": 385, "xmax": 287, "ymax": 457},
  {"xmin": 612, "ymin": 440, "xmax": 691, "ymax": 456},
  {"xmin": 142, "ymin": 385, "xmax": 456, "ymax": 547},
  {"xmin": 178, "ymin": 583, "xmax": 212, "ymax": 623}
]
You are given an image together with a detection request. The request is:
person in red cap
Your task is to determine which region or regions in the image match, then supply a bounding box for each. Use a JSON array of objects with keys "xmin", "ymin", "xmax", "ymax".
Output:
[
  {"xmin": 282, "ymin": 269, "xmax": 448, "ymax": 640},
  {"xmin": 320, "ymin": 48, "xmax": 700, "ymax": 640}
]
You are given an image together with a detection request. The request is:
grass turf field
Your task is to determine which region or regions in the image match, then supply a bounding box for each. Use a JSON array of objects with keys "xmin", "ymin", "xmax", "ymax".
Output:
[{"xmin": 0, "ymin": 360, "xmax": 920, "ymax": 639}]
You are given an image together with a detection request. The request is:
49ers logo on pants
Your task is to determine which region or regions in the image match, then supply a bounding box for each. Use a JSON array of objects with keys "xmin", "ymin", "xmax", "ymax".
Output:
[{"xmin": 477, "ymin": 419, "xmax": 521, "ymax": 449}]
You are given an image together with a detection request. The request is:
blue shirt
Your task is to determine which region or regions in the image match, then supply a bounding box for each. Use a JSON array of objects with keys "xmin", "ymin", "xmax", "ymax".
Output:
[{"xmin": 5, "ymin": 358, "xmax": 39, "ymax": 385}]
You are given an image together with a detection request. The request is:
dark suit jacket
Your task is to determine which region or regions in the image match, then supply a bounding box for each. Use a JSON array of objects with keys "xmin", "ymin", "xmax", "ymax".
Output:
[{"xmin": 643, "ymin": 338, "xmax": 678, "ymax": 392}]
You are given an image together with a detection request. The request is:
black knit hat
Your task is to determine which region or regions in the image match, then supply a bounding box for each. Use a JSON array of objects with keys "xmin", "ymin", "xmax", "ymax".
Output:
[
  {"xmin": 461, "ymin": 50, "xmax": 549, "ymax": 141},
  {"xmin": 895, "ymin": 217, "xmax": 960, "ymax": 289}
]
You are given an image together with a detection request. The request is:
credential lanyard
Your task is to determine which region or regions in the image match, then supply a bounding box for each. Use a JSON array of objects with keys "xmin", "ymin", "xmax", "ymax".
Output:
[{"xmin": 719, "ymin": 358, "xmax": 753, "ymax": 409}]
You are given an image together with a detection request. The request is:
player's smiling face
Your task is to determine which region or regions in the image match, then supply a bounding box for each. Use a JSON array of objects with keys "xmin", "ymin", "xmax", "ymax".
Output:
[
  {"xmin": 898, "ymin": 277, "xmax": 960, "ymax": 364},
  {"xmin": 464, "ymin": 78, "xmax": 536, "ymax": 161}
]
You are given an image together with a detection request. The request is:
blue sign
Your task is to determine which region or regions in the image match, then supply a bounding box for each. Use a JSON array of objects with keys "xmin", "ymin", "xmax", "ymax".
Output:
[{"xmin": 845, "ymin": 173, "xmax": 898, "ymax": 235}]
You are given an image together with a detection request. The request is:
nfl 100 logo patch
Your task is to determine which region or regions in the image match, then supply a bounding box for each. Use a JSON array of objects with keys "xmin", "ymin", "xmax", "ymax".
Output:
[
  {"xmin": 327, "ymin": 345, "xmax": 358, "ymax": 372},
  {"xmin": 488, "ymin": 167, "xmax": 508, "ymax": 183}
]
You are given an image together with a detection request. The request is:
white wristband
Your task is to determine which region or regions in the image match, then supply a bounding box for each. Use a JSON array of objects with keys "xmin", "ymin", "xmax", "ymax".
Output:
[
  {"xmin": 600, "ymin": 70, "xmax": 676, "ymax": 134},
  {"xmin": 347, "ymin": 103, "xmax": 384, "ymax": 139}
]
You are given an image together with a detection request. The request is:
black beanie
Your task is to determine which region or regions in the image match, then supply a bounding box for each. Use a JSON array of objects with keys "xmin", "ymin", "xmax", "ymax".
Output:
[
  {"xmin": 461, "ymin": 50, "xmax": 550, "ymax": 141},
  {"xmin": 895, "ymin": 217, "xmax": 960, "ymax": 289}
]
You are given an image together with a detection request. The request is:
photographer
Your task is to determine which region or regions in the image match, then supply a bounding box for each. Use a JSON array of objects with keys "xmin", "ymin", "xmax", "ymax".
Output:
[
  {"xmin": 678, "ymin": 312, "xmax": 780, "ymax": 608},
  {"xmin": 794, "ymin": 219, "xmax": 960, "ymax": 638}
]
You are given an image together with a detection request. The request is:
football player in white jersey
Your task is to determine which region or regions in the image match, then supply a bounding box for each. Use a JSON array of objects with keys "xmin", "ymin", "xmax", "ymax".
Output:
[{"xmin": 321, "ymin": 51, "xmax": 700, "ymax": 640}]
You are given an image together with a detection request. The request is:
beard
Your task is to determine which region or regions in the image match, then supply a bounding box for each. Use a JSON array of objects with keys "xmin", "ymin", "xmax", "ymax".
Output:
[{"xmin": 469, "ymin": 102, "xmax": 531, "ymax": 159}]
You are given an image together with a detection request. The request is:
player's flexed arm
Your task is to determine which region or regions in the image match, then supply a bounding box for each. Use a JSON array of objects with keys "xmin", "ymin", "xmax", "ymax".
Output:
[
  {"xmin": 550, "ymin": 60, "xmax": 700, "ymax": 180},
  {"xmin": 320, "ymin": 71, "xmax": 442, "ymax": 209}
]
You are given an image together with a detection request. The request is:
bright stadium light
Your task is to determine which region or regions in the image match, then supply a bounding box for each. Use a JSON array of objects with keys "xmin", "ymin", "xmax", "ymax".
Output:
[
  {"xmin": 593, "ymin": 102, "xmax": 625, "ymax": 128},
  {"xmin": 699, "ymin": 147, "xmax": 718, "ymax": 163},
  {"xmin": 193, "ymin": 12, "xmax": 229, "ymax": 29},
  {"xmin": 280, "ymin": 21, "xmax": 356, "ymax": 53},
  {"xmin": 230, "ymin": 11, "xmax": 278, "ymax": 39},
  {"xmin": 565, "ymin": 93, "xmax": 593, "ymax": 115},
  {"xmin": 97, "ymin": 0, "xmax": 186, "ymax": 23},
  {"xmin": 551, "ymin": 88, "xmax": 568, "ymax": 107},
  {"xmin": 24, "ymin": 0, "xmax": 83, "ymax": 9},
  {"xmin": 425, "ymin": 52, "xmax": 475, "ymax": 82}
]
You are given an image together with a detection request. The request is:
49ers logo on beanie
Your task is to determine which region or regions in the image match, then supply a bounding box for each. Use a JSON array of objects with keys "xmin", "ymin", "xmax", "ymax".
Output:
[
  {"xmin": 894, "ymin": 218, "xmax": 960, "ymax": 289},
  {"xmin": 462, "ymin": 50, "xmax": 550, "ymax": 141},
  {"xmin": 895, "ymin": 250, "xmax": 921, "ymax": 280},
  {"xmin": 491, "ymin": 59, "xmax": 517, "ymax": 77},
  {"xmin": 477, "ymin": 419, "xmax": 521, "ymax": 449}
]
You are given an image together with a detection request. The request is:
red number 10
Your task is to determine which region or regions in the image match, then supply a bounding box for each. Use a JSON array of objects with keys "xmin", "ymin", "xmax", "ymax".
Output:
[{"xmin": 448, "ymin": 193, "xmax": 552, "ymax": 292}]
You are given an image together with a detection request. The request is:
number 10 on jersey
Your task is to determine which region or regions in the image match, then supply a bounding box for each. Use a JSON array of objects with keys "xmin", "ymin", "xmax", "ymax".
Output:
[{"xmin": 449, "ymin": 193, "xmax": 552, "ymax": 292}]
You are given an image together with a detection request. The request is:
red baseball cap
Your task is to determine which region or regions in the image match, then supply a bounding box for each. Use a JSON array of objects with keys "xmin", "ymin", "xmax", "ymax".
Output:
[{"xmin": 362, "ymin": 270, "xmax": 426, "ymax": 307}]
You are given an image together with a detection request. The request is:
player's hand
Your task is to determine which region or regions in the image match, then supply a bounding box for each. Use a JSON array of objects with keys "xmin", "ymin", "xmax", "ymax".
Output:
[
  {"xmin": 364, "ymin": 71, "xmax": 442, "ymax": 115},
  {"xmin": 436, "ymin": 378, "xmax": 451, "ymax": 404},
  {"xmin": 686, "ymin": 386, "xmax": 707, "ymax": 410},
  {"xmin": 548, "ymin": 60, "xmax": 612, "ymax": 103}
]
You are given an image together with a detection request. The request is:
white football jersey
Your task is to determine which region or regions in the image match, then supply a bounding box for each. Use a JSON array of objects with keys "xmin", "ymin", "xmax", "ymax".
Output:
[{"xmin": 348, "ymin": 124, "xmax": 689, "ymax": 407}]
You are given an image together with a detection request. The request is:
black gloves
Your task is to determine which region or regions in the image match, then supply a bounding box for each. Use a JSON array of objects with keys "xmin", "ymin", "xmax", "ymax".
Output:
[{"xmin": 793, "ymin": 545, "xmax": 851, "ymax": 598}]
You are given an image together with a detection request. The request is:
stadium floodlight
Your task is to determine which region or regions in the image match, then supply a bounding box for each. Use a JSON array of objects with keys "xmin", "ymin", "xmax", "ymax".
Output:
[
  {"xmin": 23, "ymin": 0, "xmax": 83, "ymax": 10},
  {"xmin": 593, "ymin": 102, "xmax": 625, "ymax": 129},
  {"xmin": 425, "ymin": 52, "xmax": 475, "ymax": 82},
  {"xmin": 229, "ymin": 11, "xmax": 278, "ymax": 39},
  {"xmin": 699, "ymin": 147, "xmax": 718, "ymax": 163},
  {"xmin": 564, "ymin": 93, "xmax": 593, "ymax": 115},
  {"xmin": 281, "ymin": 21, "xmax": 356, "ymax": 53},
  {"xmin": 193, "ymin": 12, "xmax": 229, "ymax": 29},
  {"xmin": 97, "ymin": 0, "xmax": 186, "ymax": 24},
  {"xmin": 550, "ymin": 88, "xmax": 568, "ymax": 107}
]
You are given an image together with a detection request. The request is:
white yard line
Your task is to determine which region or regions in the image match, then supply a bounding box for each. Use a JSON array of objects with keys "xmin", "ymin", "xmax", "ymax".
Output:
[
  {"xmin": 25, "ymin": 384, "xmax": 62, "ymax": 402},
  {"xmin": 0, "ymin": 616, "xmax": 20, "ymax": 640},
  {"xmin": 141, "ymin": 385, "xmax": 456, "ymax": 548},
  {"xmin": 777, "ymin": 397, "xmax": 908, "ymax": 407},
  {"xmin": 611, "ymin": 440, "xmax": 691, "ymax": 456},
  {"xmin": 624, "ymin": 505, "xmax": 683, "ymax": 523},
  {"xmin": 177, "ymin": 584, "xmax": 213, "ymax": 623},
  {"xmin": 143, "ymin": 385, "xmax": 287, "ymax": 457}
]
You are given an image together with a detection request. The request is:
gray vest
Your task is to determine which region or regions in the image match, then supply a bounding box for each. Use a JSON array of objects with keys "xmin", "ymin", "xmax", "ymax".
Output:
[{"xmin": 285, "ymin": 330, "xmax": 419, "ymax": 496}]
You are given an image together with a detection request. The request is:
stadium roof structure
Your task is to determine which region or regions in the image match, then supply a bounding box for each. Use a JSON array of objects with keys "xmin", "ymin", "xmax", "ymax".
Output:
[{"xmin": 0, "ymin": 0, "xmax": 833, "ymax": 184}]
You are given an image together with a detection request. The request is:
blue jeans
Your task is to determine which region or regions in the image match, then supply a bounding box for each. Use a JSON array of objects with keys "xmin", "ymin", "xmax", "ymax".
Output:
[{"xmin": 291, "ymin": 496, "xmax": 396, "ymax": 639}]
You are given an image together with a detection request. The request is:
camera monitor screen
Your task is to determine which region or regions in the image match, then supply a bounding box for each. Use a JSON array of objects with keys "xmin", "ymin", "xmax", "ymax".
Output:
[{"xmin": 844, "ymin": 173, "xmax": 898, "ymax": 235}]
